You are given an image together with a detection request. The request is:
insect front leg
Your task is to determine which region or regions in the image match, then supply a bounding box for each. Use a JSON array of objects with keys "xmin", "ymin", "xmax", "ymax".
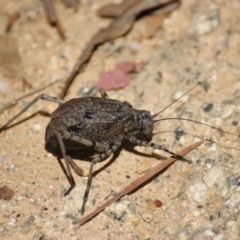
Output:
[
  {"xmin": 56, "ymin": 133, "xmax": 76, "ymax": 195},
  {"xmin": 99, "ymin": 88, "xmax": 109, "ymax": 99},
  {"xmin": 58, "ymin": 130, "xmax": 122, "ymax": 214},
  {"xmin": 127, "ymin": 136, "xmax": 192, "ymax": 164},
  {"xmin": 0, "ymin": 94, "xmax": 65, "ymax": 132},
  {"xmin": 60, "ymin": 130, "xmax": 107, "ymax": 152},
  {"xmin": 56, "ymin": 130, "xmax": 108, "ymax": 192}
]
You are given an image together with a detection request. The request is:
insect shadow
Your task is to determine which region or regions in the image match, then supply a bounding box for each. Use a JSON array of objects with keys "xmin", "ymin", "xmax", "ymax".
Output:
[
  {"xmin": 0, "ymin": 81, "xmax": 238, "ymax": 214},
  {"xmin": 45, "ymin": 140, "xmax": 121, "ymax": 182},
  {"xmin": 46, "ymin": 139, "xmax": 157, "ymax": 177}
]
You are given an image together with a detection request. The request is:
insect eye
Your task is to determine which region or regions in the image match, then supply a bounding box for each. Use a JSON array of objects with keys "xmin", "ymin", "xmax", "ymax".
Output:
[{"xmin": 141, "ymin": 112, "xmax": 153, "ymax": 137}]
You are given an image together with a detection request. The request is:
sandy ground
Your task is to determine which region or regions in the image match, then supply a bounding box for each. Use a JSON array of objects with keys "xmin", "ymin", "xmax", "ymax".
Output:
[{"xmin": 0, "ymin": 0, "xmax": 240, "ymax": 239}]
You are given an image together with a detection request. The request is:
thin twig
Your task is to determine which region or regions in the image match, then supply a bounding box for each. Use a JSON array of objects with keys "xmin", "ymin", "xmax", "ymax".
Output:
[
  {"xmin": 5, "ymin": 11, "xmax": 20, "ymax": 33},
  {"xmin": 43, "ymin": 0, "xmax": 65, "ymax": 39},
  {"xmin": 79, "ymin": 140, "xmax": 203, "ymax": 226}
]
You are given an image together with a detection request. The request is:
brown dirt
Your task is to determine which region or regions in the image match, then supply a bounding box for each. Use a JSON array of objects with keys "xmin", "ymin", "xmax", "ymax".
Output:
[{"xmin": 1, "ymin": 0, "xmax": 240, "ymax": 239}]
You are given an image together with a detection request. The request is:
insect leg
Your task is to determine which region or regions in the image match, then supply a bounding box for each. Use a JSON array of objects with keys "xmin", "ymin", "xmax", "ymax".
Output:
[
  {"xmin": 60, "ymin": 130, "xmax": 107, "ymax": 152},
  {"xmin": 80, "ymin": 140, "xmax": 122, "ymax": 214},
  {"xmin": 58, "ymin": 130, "xmax": 113, "ymax": 207},
  {"xmin": 99, "ymin": 88, "xmax": 109, "ymax": 99},
  {"xmin": 127, "ymin": 136, "xmax": 192, "ymax": 164},
  {"xmin": 67, "ymin": 156, "xmax": 84, "ymax": 177},
  {"xmin": 0, "ymin": 94, "xmax": 65, "ymax": 132},
  {"xmin": 56, "ymin": 133, "xmax": 76, "ymax": 195}
]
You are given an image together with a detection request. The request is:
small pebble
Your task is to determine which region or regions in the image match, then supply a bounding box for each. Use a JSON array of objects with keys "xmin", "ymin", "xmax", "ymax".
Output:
[
  {"xmin": 78, "ymin": 85, "xmax": 97, "ymax": 97},
  {"xmin": 195, "ymin": 10, "xmax": 219, "ymax": 35},
  {"xmin": 25, "ymin": 190, "xmax": 32, "ymax": 198},
  {"xmin": 141, "ymin": 212, "xmax": 154, "ymax": 223},
  {"xmin": 186, "ymin": 182, "xmax": 208, "ymax": 203},
  {"xmin": 136, "ymin": 159, "xmax": 151, "ymax": 174},
  {"xmin": 8, "ymin": 218, "xmax": 16, "ymax": 226},
  {"xmin": 7, "ymin": 164, "xmax": 15, "ymax": 173},
  {"xmin": 29, "ymin": 198, "xmax": 37, "ymax": 204},
  {"xmin": 197, "ymin": 228, "xmax": 223, "ymax": 240},
  {"xmin": 104, "ymin": 200, "xmax": 139, "ymax": 225},
  {"xmin": 0, "ymin": 81, "xmax": 11, "ymax": 93},
  {"xmin": 226, "ymin": 220, "xmax": 239, "ymax": 234},
  {"xmin": 31, "ymin": 124, "xmax": 42, "ymax": 131},
  {"xmin": 0, "ymin": 185, "xmax": 14, "ymax": 200},
  {"xmin": 21, "ymin": 215, "xmax": 35, "ymax": 233},
  {"xmin": 203, "ymin": 165, "xmax": 230, "ymax": 190},
  {"xmin": 146, "ymin": 199, "xmax": 155, "ymax": 211},
  {"xmin": 155, "ymin": 199, "xmax": 162, "ymax": 208},
  {"xmin": 0, "ymin": 155, "xmax": 6, "ymax": 162}
]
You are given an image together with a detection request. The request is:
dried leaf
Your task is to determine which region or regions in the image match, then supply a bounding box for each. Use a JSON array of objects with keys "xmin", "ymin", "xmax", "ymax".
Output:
[
  {"xmin": 97, "ymin": 61, "xmax": 145, "ymax": 90},
  {"xmin": 60, "ymin": 0, "xmax": 180, "ymax": 98}
]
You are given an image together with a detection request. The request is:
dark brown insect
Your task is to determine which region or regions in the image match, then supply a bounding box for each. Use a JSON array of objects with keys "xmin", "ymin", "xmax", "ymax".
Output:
[{"xmin": 0, "ymin": 88, "xmax": 192, "ymax": 214}]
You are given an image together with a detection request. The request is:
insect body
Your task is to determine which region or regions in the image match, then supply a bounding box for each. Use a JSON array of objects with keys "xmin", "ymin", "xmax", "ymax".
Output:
[
  {"xmin": 46, "ymin": 97, "xmax": 153, "ymax": 151},
  {"xmin": 0, "ymin": 89, "xmax": 191, "ymax": 214},
  {"xmin": 45, "ymin": 91, "xmax": 189, "ymax": 214}
]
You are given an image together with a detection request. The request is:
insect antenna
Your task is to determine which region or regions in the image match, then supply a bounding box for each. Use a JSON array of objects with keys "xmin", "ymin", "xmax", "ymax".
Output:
[
  {"xmin": 152, "ymin": 76, "xmax": 240, "ymax": 147},
  {"xmin": 154, "ymin": 117, "xmax": 239, "ymax": 138},
  {"xmin": 152, "ymin": 76, "xmax": 212, "ymax": 118}
]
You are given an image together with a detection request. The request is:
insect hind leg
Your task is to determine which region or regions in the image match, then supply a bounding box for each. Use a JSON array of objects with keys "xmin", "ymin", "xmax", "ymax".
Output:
[
  {"xmin": 56, "ymin": 133, "xmax": 77, "ymax": 195},
  {"xmin": 0, "ymin": 94, "xmax": 65, "ymax": 132},
  {"xmin": 127, "ymin": 136, "xmax": 192, "ymax": 164}
]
